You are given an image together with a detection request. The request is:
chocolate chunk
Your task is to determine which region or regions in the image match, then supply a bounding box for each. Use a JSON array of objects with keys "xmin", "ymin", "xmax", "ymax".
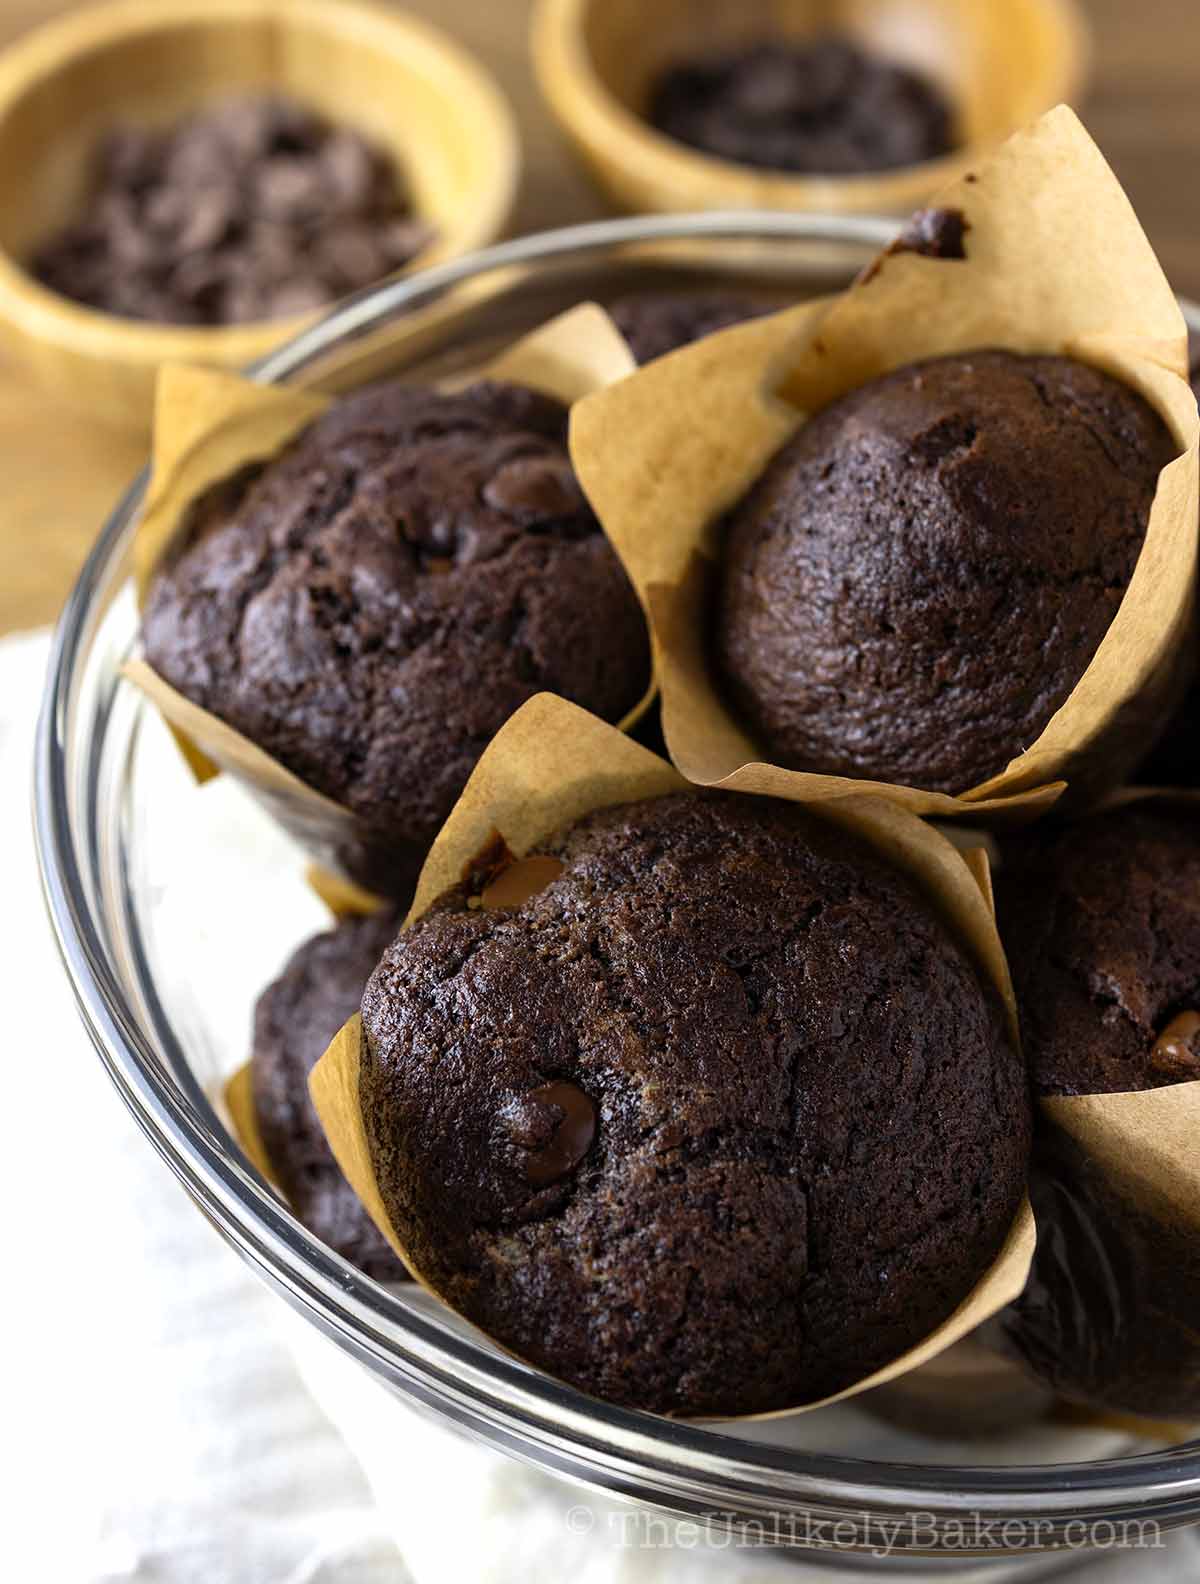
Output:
[
  {"xmin": 482, "ymin": 454, "xmax": 585, "ymax": 523},
  {"xmin": 1150, "ymin": 1010, "xmax": 1200, "ymax": 1081},
  {"xmin": 501, "ymin": 1080, "xmax": 597, "ymax": 1185},
  {"xmin": 32, "ymin": 93, "xmax": 435, "ymax": 326}
]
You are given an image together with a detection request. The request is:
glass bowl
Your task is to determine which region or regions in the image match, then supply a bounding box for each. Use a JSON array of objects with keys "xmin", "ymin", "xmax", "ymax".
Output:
[{"xmin": 35, "ymin": 211, "xmax": 1200, "ymax": 1566}]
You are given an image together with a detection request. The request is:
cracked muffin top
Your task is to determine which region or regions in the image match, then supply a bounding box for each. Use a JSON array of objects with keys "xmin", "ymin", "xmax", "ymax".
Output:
[
  {"xmin": 715, "ymin": 350, "xmax": 1175, "ymax": 793},
  {"xmin": 252, "ymin": 905, "xmax": 407, "ymax": 1282},
  {"xmin": 997, "ymin": 804, "xmax": 1200, "ymax": 1097},
  {"xmin": 142, "ymin": 379, "xmax": 650, "ymax": 899},
  {"xmin": 359, "ymin": 790, "xmax": 1028, "ymax": 1415}
]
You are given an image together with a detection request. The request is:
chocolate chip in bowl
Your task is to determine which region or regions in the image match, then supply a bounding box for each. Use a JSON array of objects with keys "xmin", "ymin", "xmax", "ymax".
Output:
[
  {"xmin": 32, "ymin": 93, "xmax": 435, "ymax": 327},
  {"xmin": 533, "ymin": 0, "xmax": 1088, "ymax": 219},
  {"xmin": 0, "ymin": 0, "xmax": 518, "ymax": 427},
  {"xmin": 647, "ymin": 35, "xmax": 957, "ymax": 176}
]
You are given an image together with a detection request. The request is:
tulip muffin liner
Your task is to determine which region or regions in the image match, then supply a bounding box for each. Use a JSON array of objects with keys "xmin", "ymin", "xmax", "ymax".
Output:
[
  {"xmin": 569, "ymin": 107, "xmax": 1200, "ymax": 823},
  {"xmin": 307, "ymin": 691, "xmax": 1034, "ymax": 1421}
]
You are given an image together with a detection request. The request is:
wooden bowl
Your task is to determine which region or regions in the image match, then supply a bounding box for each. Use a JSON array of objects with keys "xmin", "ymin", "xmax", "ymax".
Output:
[
  {"xmin": 0, "ymin": 0, "xmax": 519, "ymax": 429},
  {"xmin": 532, "ymin": 0, "xmax": 1088, "ymax": 218}
]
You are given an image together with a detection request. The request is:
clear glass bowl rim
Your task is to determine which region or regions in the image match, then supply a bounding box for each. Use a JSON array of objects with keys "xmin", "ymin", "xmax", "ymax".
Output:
[{"xmin": 33, "ymin": 208, "xmax": 1200, "ymax": 1555}]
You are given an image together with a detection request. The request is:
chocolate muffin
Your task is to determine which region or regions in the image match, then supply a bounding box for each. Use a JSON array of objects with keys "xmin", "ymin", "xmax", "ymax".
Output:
[
  {"xmin": 360, "ymin": 792, "xmax": 1029, "ymax": 1415},
  {"xmin": 996, "ymin": 804, "xmax": 1200, "ymax": 1415},
  {"xmin": 716, "ymin": 351, "xmax": 1175, "ymax": 793},
  {"xmin": 252, "ymin": 905, "xmax": 407, "ymax": 1282},
  {"xmin": 647, "ymin": 37, "xmax": 955, "ymax": 176},
  {"xmin": 1133, "ymin": 357, "xmax": 1200, "ymax": 786},
  {"xmin": 996, "ymin": 805, "xmax": 1200, "ymax": 1097},
  {"xmin": 609, "ymin": 291, "xmax": 772, "ymax": 364},
  {"xmin": 142, "ymin": 380, "xmax": 650, "ymax": 897}
]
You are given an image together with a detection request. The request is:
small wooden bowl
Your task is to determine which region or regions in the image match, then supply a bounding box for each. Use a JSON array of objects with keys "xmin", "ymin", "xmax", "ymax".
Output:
[
  {"xmin": 0, "ymin": 0, "xmax": 519, "ymax": 429},
  {"xmin": 532, "ymin": 0, "xmax": 1088, "ymax": 218}
]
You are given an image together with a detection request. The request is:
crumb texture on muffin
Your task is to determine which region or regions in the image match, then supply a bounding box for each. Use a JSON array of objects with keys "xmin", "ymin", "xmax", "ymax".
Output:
[
  {"xmin": 609, "ymin": 291, "xmax": 772, "ymax": 364},
  {"xmin": 360, "ymin": 792, "xmax": 1028, "ymax": 1415},
  {"xmin": 143, "ymin": 379, "xmax": 650, "ymax": 898},
  {"xmin": 717, "ymin": 350, "xmax": 1174, "ymax": 792},
  {"xmin": 998, "ymin": 804, "xmax": 1200, "ymax": 1097},
  {"xmin": 253, "ymin": 905, "xmax": 407, "ymax": 1281}
]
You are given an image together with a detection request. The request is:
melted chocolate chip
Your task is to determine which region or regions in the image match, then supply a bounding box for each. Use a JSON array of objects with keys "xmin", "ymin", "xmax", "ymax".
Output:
[
  {"xmin": 480, "ymin": 855, "xmax": 566, "ymax": 910},
  {"xmin": 500, "ymin": 1080, "xmax": 597, "ymax": 1186},
  {"xmin": 895, "ymin": 206, "xmax": 970, "ymax": 260},
  {"xmin": 1150, "ymin": 1011, "xmax": 1200, "ymax": 1081},
  {"xmin": 482, "ymin": 454, "xmax": 584, "ymax": 524},
  {"xmin": 461, "ymin": 830, "xmax": 516, "ymax": 896},
  {"xmin": 859, "ymin": 206, "xmax": 969, "ymax": 284}
]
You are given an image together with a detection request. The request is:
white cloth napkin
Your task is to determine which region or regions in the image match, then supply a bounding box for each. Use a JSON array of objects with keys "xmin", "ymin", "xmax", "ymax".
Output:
[{"xmin": 5, "ymin": 626, "xmax": 1198, "ymax": 1583}]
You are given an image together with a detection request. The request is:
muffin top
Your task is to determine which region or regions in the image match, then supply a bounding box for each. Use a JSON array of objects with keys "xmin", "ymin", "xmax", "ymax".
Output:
[
  {"xmin": 360, "ymin": 791, "xmax": 1028, "ymax": 1415},
  {"xmin": 716, "ymin": 350, "xmax": 1174, "ymax": 792},
  {"xmin": 253, "ymin": 905, "xmax": 406, "ymax": 1282},
  {"xmin": 997, "ymin": 804, "xmax": 1200, "ymax": 1097},
  {"xmin": 609, "ymin": 290, "xmax": 772, "ymax": 365},
  {"xmin": 143, "ymin": 379, "xmax": 650, "ymax": 897},
  {"xmin": 647, "ymin": 36, "xmax": 955, "ymax": 176}
]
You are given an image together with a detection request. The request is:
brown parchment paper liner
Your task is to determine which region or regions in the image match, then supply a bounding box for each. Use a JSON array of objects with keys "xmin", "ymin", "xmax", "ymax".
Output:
[
  {"xmin": 570, "ymin": 107, "xmax": 1200, "ymax": 823},
  {"xmin": 308, "ymin": 690, "xmax": 1034, "ymax": 1421},
  {"xmin": 223, "ymin": 1061, "xmax": 280, "ymax": 1190},
  {"xmin": 123, "ymin": 303, "xmax": 655, "ymax": 891},
  {"xmin": 999, "ymin": 788, "xmax": 1200, "ymax": 1419}
]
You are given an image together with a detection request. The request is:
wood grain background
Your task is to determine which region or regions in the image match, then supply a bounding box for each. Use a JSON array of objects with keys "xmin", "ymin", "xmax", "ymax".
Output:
[{"xmin": 1, "ymin": 0, "xmax": 1196, "ymax": 633}]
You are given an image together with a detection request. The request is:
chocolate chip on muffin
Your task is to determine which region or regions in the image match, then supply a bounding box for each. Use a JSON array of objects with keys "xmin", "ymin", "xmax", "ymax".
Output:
[
  {"xmin": 609, "ymin": 291, "xmax": 773, "ymax": 364},
  {"xmin": 359, "ymin": 791, "xmax": 1029, "ymax": 1415},
  {"xmin": 33, "ymin": 94, "xmax": 433, "ymax": 325},
  {"xmin": 716, "ymin": 350, "xmax": 1175, "ymax": 792},
  {"xmin": 141, "ymin": 380, "xmax": 651, "ymax": 898},
  {"xmin": 252, "ymin": 906, "xmax": 407, "ymax": 1282},
  {"xmin": 996, "ymin": 804, "xmax": 1200, "ymax": 1096},
  {"xmin": 647, "ymin": 36, "xmax": 956, "ymax": 176}
]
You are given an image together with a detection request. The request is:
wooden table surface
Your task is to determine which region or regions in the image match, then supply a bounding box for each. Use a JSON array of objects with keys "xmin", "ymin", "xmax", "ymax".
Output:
[{"xmin": 1, "ymin": 0, "xmax": 1197, "ymax": 633}]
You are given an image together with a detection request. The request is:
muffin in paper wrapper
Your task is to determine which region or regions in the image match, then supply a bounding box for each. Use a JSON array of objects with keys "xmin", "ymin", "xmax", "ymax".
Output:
[
  {"xmin": 568, "ymin": 107, "xmax": 1200, "ymax": 823},
  {"xmin": 124, "ymin": 304, "xmax": 655, "ymax": 897},
  {"xmin": 307, "ymin": 691, "xmax": 1034, "ymax": 1421},
  {"xmin": 996, "ymin": 790, "xmax": 1200, "ymax": 1420}
]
